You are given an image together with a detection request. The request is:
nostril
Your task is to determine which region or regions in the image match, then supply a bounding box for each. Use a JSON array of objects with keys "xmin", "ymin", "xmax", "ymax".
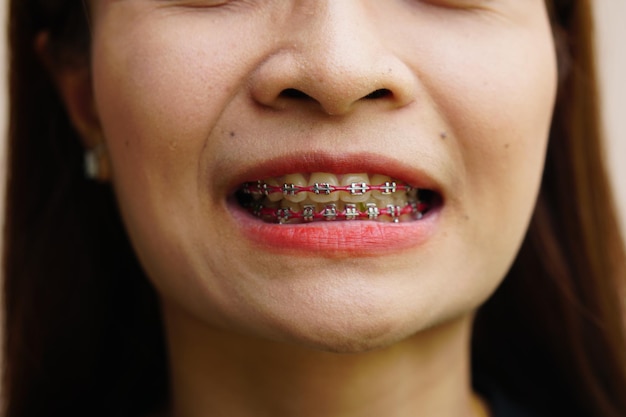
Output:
[
  {"xmin": 280, "ymin": 88, "xmax": 311, "ymax": 99},
  {"xmin": 364, "ymin": 89, "xmax": 391, "ymax": 99}
]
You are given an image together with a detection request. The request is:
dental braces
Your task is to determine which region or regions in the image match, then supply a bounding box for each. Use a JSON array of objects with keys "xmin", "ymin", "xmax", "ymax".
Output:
[
  {"xmin": 242, "ymin": 181, "xmax": 413, "ymax": 196},
  {"xmin": 249, "ymin": 201, "xmax": 428, "ymax": 224}
]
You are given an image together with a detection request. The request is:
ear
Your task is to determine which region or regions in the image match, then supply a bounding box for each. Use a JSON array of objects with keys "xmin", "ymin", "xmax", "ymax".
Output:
[
  {"xmin": 35, "ymin": 32, "xmax": 111, "ymax": 182},
  {"xmin": 35, "ymin": 31, "xmax": 103, "ymax": 149}
]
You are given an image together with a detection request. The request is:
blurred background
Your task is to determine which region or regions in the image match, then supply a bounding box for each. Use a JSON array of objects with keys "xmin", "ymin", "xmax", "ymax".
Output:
[
  {"xmin": 596, "ymin": 0, "xmax": 626, "ymax": 237},
  {"xmin": 0, "ymin": 2, "xmax": 624, "ymax": 237}
]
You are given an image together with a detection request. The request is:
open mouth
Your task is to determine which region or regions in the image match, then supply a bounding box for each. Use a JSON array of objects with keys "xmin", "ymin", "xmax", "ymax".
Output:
[{"xmin": 235, "ymin": 172, "xmax": 440, "ymax": 224}]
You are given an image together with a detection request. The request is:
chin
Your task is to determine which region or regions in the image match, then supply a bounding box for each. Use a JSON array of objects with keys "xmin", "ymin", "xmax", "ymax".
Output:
[
  {"xmin": 251, "ymin": 297, "xmax": 469, "ymax": 355},
  {"xmin": 289, "ymin": 323, "xmax": 411, "ymax": 354}
]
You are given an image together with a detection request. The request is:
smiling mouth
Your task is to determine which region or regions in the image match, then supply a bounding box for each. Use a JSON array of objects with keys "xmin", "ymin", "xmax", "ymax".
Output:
[{"xmin": 235, "ymin": 172, "xmax": 439, "ymax": 224}]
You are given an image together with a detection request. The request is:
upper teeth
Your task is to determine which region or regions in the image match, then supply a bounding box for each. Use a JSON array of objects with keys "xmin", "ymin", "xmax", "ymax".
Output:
[{"xmin": 242, "ymin": 173, "xmax": 413, "ymax": 204}]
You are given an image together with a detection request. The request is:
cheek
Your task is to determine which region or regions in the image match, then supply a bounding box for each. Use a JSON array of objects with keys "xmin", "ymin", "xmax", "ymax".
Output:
[
  {"xmin": 92, "ymin": 26, "xmax": 233, "ymax": 152},
  {"xmin": 89, "ymin": 20, "xmax": 233, "ymax": 289},
  {"xmin": 430, "ymin": 29, "xmax": 557, "ymax": 284},
  {"xmin": 453, "ymin": 42, "xmax": 556, "ymax": 220},
  {"xmin": 90, "ymin": 14, "xmax": 253, "ymax": 226},
  {"xmin": 88, "ymin": 12, "xmax": 287, "ymax": 329}
]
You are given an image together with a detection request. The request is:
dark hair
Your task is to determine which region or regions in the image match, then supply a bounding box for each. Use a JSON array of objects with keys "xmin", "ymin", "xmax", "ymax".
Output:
[
  {"xmin": 3, "ymin": 1, "xmax": 625, "ymax": 416},
  {"xmin": 3, "ymin": 1, "xmax": 168, "ymax": 416},
  {"xmin": 474, "ymin": 2, "xmax": 626, "ymax": 416}
]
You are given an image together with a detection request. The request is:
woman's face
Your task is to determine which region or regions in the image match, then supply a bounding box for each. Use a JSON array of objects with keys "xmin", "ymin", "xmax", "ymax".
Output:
[{"xmin": 88, "ymin": 0, "xmax": 556, "ymax": 351}]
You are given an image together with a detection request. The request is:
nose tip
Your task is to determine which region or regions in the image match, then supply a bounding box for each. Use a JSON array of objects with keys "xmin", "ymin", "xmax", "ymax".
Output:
[
  {"xmin": 248, "ymin": 1, "xmax": 417, "ymax": 117},
  {"xmin": 250, "ymin": 51, "xmax": 417, "ymax": 116}
]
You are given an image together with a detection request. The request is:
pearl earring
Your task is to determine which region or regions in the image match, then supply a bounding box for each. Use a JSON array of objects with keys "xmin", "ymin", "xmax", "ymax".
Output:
[{"xmin": 84, "ymin": 143, "xmax": 110, "ymax": 182}]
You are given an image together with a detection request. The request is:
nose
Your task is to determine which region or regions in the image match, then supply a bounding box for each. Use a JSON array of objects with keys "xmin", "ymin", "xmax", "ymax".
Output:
[{"xmin": 249, "ymin": 2, "xmax": 418, "ymax": 116}]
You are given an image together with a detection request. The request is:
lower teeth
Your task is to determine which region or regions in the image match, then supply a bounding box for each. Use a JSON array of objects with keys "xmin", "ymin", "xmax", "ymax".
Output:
[
  {"xmin": 238, "ymin": 195, "xmax": 433, "ymax": 224},
  {"xmin": 249, "ymin": 201, "xmax": 427, "ymax": 224}
]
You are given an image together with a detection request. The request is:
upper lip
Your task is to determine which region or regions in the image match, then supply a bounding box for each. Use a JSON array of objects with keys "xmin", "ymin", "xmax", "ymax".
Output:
[{"xmin": 225, "ymin": 151, "xmax": 442, "ymax": 196}]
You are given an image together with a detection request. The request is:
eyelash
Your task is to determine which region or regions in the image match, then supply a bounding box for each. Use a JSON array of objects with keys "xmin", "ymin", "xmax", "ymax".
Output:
[
  {"xmin": 416, "ymin": 0, "xmax": 489, "ymax": 9},
  {"xmin": 162, "ymin": 0, "xmax": 485, "ymax": 8},
  {"xmin": 157, "ymin": 0, "xmax": 489, "ymax": 17},
  {"xmin": 158, "ymin": 0, "xmax": 231, "ymax": 7}
]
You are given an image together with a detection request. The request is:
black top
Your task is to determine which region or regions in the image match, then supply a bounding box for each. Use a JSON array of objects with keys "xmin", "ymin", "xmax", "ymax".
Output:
[
  {"xmin": 486, "ymin": 389, "xmax": 540, "ymax": 417},
  {"xmin": 475, "ymin": 377, "xmax": 543, "ymax": 417}
]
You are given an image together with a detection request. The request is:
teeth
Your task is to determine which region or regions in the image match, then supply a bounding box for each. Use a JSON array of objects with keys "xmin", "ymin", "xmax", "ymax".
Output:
[
  {"xmin": 344, "ymin": 203, "xmax": 358, "ymax": 220},
  {"xmin": 266, "ymin": 178, "xmax": 283, "ymax": 203},
  {"xmin": 371, "ymin": 174, "xmax": 394, "ymax": 200},
  {"xmin": 308, "ymin": 173, "xmax": 339, "ymax": 203},
  {"xmin": 242, "ymin": 173, "xmax": 414, "ymax": 203},
  {"xmin": 283, "ymin": 173, "xmax": 308, "ymax": 203},
  {"xmin": 302, "ymin": 204, "xmax": 316, "ymax": 222},
  {"xmin": 276, "ymin": 207, "xmax": 292, "ymax": 224},
  {"xmin": 407, "ymin": 187, "xmax": 418, "ymax": 201},
  {"xmin": 339, "ymin": 173, "xmax": 371, "ymax": 203},
  {"xmin": 322, "ymin": 204, "xmax": 338, "ymax": 221},
  {"xmin": 365, "ymin": 203, "xmax": 380, "ymax": 220},
  {"xmin": 239, "ymin": 172, "xmax": 432, "ymax": 223},
  {"xmin": 372, "ymin": 193, "xmax": 394, "ymax": 208},
  {"xmin": 386, "ymin": 205, "xmax": 401, "ymax": 223},
  {"xmin": 250, "ymin": 200, "xmax": 427, "ymax": 224}
]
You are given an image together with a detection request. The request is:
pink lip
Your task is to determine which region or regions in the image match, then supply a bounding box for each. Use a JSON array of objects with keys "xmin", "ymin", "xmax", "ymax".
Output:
[
  {"xmin": 225, "ymin": 151, "xmax": 442, "ymax": 258},
  {"xmin": 230, "ymin": 206, "xmax": 439, "ymax": 258}
]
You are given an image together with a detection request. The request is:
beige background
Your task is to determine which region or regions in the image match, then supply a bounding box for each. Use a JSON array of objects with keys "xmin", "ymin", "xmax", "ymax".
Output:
[
  {"xmin": 0, "ymin": 2, "xmax": 624, "ymax": 233},
  {"xmin": 596, "ymin": 0, "xmax": 626, "ymax": 234}
]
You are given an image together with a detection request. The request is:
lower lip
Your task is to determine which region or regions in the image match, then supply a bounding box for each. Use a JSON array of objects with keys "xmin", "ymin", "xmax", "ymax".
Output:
[{"xmin": 228, "ymin": 200, "xmax": 440, "ymax": 258}]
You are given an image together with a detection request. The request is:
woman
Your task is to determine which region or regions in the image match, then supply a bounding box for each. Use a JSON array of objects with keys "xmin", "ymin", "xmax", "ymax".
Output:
[{"xmin": 3, "ymin": 1, "xmax": 625, "ymax": 416}]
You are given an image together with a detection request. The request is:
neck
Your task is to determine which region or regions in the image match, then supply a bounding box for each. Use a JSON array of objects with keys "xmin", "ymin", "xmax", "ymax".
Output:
[{"xmin": 162, "ymin": 304, "xmax": 485, "ymax": 417}]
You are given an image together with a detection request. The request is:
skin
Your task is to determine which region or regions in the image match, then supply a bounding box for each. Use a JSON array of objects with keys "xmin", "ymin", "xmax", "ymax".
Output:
[{"xmin": 56, "ymin": 0, "xmax": 557, "ymax": 416}]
